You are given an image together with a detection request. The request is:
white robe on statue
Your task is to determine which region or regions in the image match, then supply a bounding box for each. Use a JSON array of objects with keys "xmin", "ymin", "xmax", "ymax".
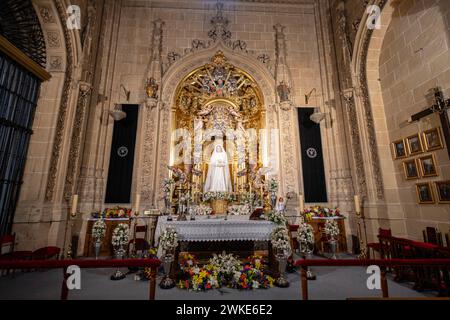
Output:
[{"xmin": 204, "ymin": 145, "xmax": 232, "ymax": 192}]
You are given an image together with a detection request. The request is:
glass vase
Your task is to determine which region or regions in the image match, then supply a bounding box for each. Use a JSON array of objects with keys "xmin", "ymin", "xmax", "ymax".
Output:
[
  {"xmin": 159, "ymin": 250, "xmax": 175, "ymax": 289},
  {"xmin": 94, "ymin": 239, "xmax": 102, "ymax": 260},
  {"xmin": 274, "ymin": 249, "xmax": 289, "ymax": 288},
  {"xmin": 111, "ymin": 246, "xmax": 126, "ymax": 280}
]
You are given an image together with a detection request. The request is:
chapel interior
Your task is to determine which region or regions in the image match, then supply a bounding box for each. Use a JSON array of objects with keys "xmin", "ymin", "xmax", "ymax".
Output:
[{"xmin": 0, "ymin": 0, "xmax": 449, "ymax": 300}]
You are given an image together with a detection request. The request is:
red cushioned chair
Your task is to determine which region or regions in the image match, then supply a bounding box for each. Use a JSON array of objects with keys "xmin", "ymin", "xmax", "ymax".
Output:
[
  {"xmin": 367, "ymin": 228, "xmax": 391, "ymax": 258},
  {"xmin": 0, "ymin": 234, "xmax": 33, "ymax": 276},
  {"xmin": 288, "ymin": 224, "xmax": 299, "ymax": 252},
  {"xmin": 128, "ymin": 238, "xmax": 150, "ymax": 256},
  {"xmin": 32, "ymin": 246, "xmax": 61, "ymax": 260}
]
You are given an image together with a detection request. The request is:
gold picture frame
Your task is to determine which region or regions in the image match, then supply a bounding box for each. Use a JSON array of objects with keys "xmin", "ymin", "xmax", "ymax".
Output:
[
  {"xmin": 406, "ymin": 133, "xmax": 424, "ymax": 156},
  {"xmin": 435, "ymin": 181, "xmax": 450, "ymax": 204},
  {"xmin": 391, "ymin": 139, "xmax": 408, "ymax": 159},
  {"xmin": 422, "ymin": 127, "xmax": 444, "ymax": 151},
  {"xmin": 402, "ymin": 159, "xmax": 420, "ymax": 180},
  {"xmin": 416, "ymin": 182, "xmax": 435, "ymax": 204},
  {"xmin": 418, "ymin": 154, "xmax": 438, "ymax": 178}
]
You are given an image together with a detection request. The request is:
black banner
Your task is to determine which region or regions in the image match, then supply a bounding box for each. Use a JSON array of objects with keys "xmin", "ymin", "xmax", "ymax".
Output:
[
  {"xmin": 105, "ymin": 105, "xmax": 139, "ymax": 203},
  {"xmin": 298, "ymin": 108, "xmax": 327, "ymax": 203}
]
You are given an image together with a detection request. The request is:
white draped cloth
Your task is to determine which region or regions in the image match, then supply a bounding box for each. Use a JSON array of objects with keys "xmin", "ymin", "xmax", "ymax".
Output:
[{"xmin": 204, "ymin": 144, "xmax": 232, "ymax": 192}]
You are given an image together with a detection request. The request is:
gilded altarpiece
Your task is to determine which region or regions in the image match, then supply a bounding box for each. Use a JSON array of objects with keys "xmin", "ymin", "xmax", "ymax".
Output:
[{"xmin": 171, "ymin": 51, "xmax": 266, "ymax": 198}]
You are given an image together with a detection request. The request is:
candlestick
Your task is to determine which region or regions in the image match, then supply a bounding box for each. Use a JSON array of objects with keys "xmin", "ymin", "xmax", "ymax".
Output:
[
  {"xmin": 299, "ymin": 194, "xmax": 304, "ymax": 214},
  {"xmin": 71, "ymin": 194, "xmax": 78, "ymax": 214},
  {"xmin": 354, "ymin": 195, "xmax": 361, "ymax": 214},
  {"xmin": 135, "ymin": 194, "xmax": 141, "ymax": 213}
]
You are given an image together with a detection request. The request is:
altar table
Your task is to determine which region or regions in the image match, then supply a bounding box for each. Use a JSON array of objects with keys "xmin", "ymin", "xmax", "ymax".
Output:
[
  {"xmin": 154, "ymin": 215, "xmax": 277, "ymax": 261},
  {"xmin": 155, "ymin": 215, "xmax": 275, "ymax": 244}
]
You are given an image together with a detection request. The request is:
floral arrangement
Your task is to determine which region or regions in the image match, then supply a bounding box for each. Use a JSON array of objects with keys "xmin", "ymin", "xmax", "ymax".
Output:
[
  {"xmin": 268, "ymin": 210, "xmax": 287, "ymax": 225},
  {"xmin": 324, "ymin": 220, "xmax": 340, "ymax": 240},
  {"xmin": 240, "ymin": 192, "xmax": 262, "ymax": 207},
  {"xmin": 162, "ymin": 178, "xmax": 174, "ymax": 198},
  {"xmin": 203, "ymin": 191, "xmax": 235, "ymax": 202},
  {"xmin": 179, "ymin": 253, "xmax": 197, "ymax": 270},
  {"xmin": 111, "ymin": 223, "xmax": 129, "ymax": 248},
  {"xmin": 177, "ymin": 266, "xmax": 219, "ymax": 291},
  {"xmin": 191, "ymin": 204, "xmax": 213, "ymax": 216},
  {"xmin": 227, "ymin": 204, "xmax": 251, "ymax": 215},
  {"xmin": 159, "ymin": 227, "xmax": 178, "ymax": 251},
  {"xmin": 267, "ymin": 178, "xmax": 278, "ymax": 194},
  {"xmin": 143, "ymin": 248, "xmax": 159, "ymax": 280},
  {"xmin": 92, "ymin": 219, "xmax": 106, "ymax": 241},
  {"xmin": 176, "ymin": 253, "xmax": 273, "ymax": 291},
  {"xmin": 208, "ymin": 252, "xmax": 241, "ymax": 276},
  {"xmin": 230, "ymin": 264, "xmax": 274, "ymax": 290},
  {"xmin": 270, "ymin": 226, "xmax": 291, "ymax": 257},
  {"xmin": 297, "ymin": 222, "xmax": 315, "ymax": 249},
  {"xmin": 90, "ymin": 207, "xmax": 132, "ymax": 219},
  {"xmin": 303, "ymin": 206, "xmax": 342, "ymax": 219},
  {"xmin": 168, "ymin": 166, "xmax": 187, "ymax": 183}
]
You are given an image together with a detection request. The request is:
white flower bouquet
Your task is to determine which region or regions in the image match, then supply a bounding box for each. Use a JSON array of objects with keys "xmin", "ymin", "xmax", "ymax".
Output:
[
  {"xmin": 208, "ymin": 251, "xmax": 241, "ymax": 275},
  {"xmin": 159, "ymin": 227, "xmax": 178, "ymax": 251},
  {"xmin": 111, "ymin": 223, "xmax": 129, "ymax": 248},
  {"xmin": 324, "ymin": 220, "xmax": 340, "ymax": 240},
  {"xmin": 270, "ymin": 226, "xmax": 291, "ymax": 257},
  {"xmin": 162, "ymin": 178, "xmax": 174, "ymax": 197},
  {"xmin": 92, "ymin": 219, "xmax": 106, "ymax": 241},
  {"xmin": 227, "ymin": 204, "xmax": 251, "ymax": 215},
  {"xmin": 268, "ymin": 211, "xmax": 287, "ymax": 225},
  {"xmin": 297, "ymin": 222, "xmax": 315, "ymax": 248},
  {"xmin": 191, "ymin": 204, "xmax": 213, "ymax": 216},
  {"xmin": 267, "ymin": 178, "xmax": 278, "ymax": 194},
  {"xmin": 203, "ymin": 191, "xmax": 235, "ymax": 202}
]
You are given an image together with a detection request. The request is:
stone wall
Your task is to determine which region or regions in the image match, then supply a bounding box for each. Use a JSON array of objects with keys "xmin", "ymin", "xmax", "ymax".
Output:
[{"xmin": 378, "ymin": 0, "xmax": 450, "ymax": 240}]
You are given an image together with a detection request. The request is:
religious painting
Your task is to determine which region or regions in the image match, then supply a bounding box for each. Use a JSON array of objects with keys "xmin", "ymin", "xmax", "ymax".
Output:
[
  {"xmin": 418, "ymin": 154, "xmax": 438, "ymax": 177},
  {"xmin": 402, "ymin": 159, "xmax": 420, "ymax": 180},
  {"xmin": 406, "ymin": 134, "xmax": 424, "ymax": 155},
  {"xmin": 422, "ymin": 128, "xmax": 443, "ymax": 151},
  {"xmin": 391, "ymin": 139, "xmax": 407, "ymax": 159},
  {"xmin": 435, "ymin": 181, "xmax": 450, "ymax": 204},
  {"xmin": 416, "ymin": 182, "xmax": 435, "ymax": 204}
]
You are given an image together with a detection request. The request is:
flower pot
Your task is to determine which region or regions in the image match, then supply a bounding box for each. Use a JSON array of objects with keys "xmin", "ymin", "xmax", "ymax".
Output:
[
  {"xmin": 270, "ymin": 194, "xmax": 277, "ymax": 210},
  {"xmin": 211, "ymin": 199, "xmax": 228, "ymax": 215}
]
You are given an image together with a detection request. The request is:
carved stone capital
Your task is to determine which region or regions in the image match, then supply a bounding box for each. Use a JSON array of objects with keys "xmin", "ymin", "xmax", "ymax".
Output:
[
  {"xmin": 146, "ymin": 97, "xmax": 158, "ymax": 109},
  {"xmin": 341, "ymin": 88, "xmax": 354, "ymax": 102},
  {"xmin": 79, "ymin": 81, "xmax": 92, "ymax": 97},
  {"xmin": 279, "ymin": 101, "xmax": 293, "ymax": 111}
]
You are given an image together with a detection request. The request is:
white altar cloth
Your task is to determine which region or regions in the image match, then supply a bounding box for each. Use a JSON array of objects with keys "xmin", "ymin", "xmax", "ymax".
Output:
[{"xmin": 154, "ymin": 215, "xmax": 275, "ymax": 245}]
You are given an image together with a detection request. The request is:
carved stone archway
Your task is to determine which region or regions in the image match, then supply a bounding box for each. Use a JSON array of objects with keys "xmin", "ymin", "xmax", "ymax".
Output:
[{"xmin": 140, "ymin": 42, "xmax": 290, "ymax": 207}]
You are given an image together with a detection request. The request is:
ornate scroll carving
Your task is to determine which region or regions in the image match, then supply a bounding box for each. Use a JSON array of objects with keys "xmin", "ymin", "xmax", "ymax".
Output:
[
  {"xmin": 356, "ymin": 0, "xmax": 387, "ymax": 199},
  {"xmin": 45, "ymin": 1, "xmax": 74, "ymax": 202},
  {"xmin": 63, "ymin": 82, "xmax": 92, "ymax": 200},
  {"xmin": 141, "ymin": 19, "xmax": 165, "ymax": 203},
  {"xmin": 342, "ymin": 89, "xmax": 367, "ymax": 197},
  {"xmin": 165, "ymin": 0, "xmax": 272, "ymax": 75}
]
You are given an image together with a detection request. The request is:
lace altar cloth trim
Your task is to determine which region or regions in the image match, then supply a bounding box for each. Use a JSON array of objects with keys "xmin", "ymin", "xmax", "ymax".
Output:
[{"xmin": 155, "ymin": 215, "xmax": 276, "ymax": 244}]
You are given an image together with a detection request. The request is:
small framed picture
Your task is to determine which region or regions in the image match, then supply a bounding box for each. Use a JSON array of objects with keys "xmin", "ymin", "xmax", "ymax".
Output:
[
  {"xmin": 418, "ymin": 154, "xmax": 438, "ymax": 177},
  {"xmin": 391, "ymin": 139, "xmax": 408, "ymax": 159},
  {"xmin": 422, "ymin": 128, "xmax": 443, "ymax": 151},
  {"xmin": 402, "ymin": 159, "xmax": 420, "ymax": 180},
  {"xmin": 406, "ymin": 134, "xmax": 424, "ymax": 155},
  {"xmin": 435, "ymin": 181, "xmax": 450, "ymax": 204},
  {"xmin": 416, "ymin": 182, "xmax": 435, "ymax": 204}
]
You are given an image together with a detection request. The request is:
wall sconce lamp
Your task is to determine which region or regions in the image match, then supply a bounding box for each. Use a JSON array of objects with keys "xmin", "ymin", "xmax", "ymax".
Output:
[
  {"xmin": 305, "ymin": 88, "xmax": 316, "ymax": 105},
  {"xmin": 121, "ymin": 84, "xmax": 131, "ymax": 102}
]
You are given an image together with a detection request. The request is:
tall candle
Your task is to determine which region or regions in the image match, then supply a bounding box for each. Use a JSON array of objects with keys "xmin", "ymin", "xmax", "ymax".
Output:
[
  {"xmin": 299, "ymin": 194, "xmax": 304, "ymax": 213},
  {"xmin": 354, "ymin": 195, "xmax": 361, "ymax": 213},
  {"xmin": 71, "ymin": 194, "xmax": 78, "ymax": 214},
  {"xmin": 135, "ymin": 194, "xmax": 141, "ymax": 212}
]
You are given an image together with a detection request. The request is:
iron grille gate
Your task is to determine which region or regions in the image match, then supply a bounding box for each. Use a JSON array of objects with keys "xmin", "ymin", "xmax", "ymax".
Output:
[{"xmin": 0, "ymin": 52, "xmax": 41, "ymax": 235}]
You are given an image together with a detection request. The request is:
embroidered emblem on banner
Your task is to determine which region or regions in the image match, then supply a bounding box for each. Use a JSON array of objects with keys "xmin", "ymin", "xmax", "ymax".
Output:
[
  {"xmin": 306, "ymin": 147, "xmax": 318, "ymax": 159},
  {"xmin": 117, "ymin": 146, "xmax": 129, "ymax": 158}
]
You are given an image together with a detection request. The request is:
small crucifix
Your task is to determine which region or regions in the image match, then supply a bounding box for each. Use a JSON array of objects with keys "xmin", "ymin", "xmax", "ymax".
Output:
[{"xmin": 408, "ymin": 87, "xmax": 450, "ymax": 159}]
